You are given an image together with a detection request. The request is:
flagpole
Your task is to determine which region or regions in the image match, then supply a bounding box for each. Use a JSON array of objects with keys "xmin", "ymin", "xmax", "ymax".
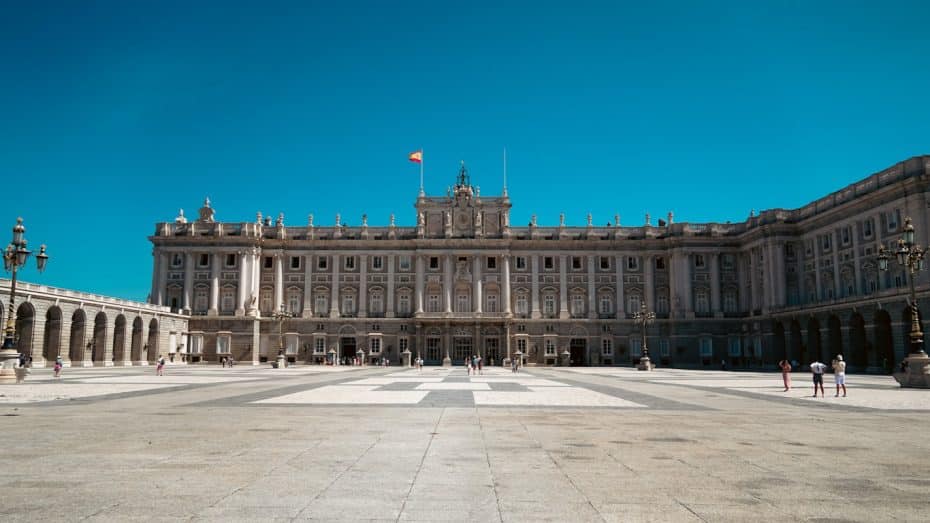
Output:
[
  {"xmin": 419, "ymin": 148, "xmax": 425, "ymax": 196},
  {"xmin": 503, "ymin": 147, "xmax": 508, "ymax": 197}
]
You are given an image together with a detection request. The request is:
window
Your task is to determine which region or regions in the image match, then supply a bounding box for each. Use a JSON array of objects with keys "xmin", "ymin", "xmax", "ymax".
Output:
[
  {"xmin": 544, "ymin": 256, "xmax": 554, "ymax": 270},
  {"xmin": 487, "ymin": 257, "xmax": 497, "ymax": 270},
  {"xmin": 486, "ymin": 294, "xmax": 498, "ymax": 313},
  {"xmin": 398, "ymin": 293, "xmax": 411, "ymax": 315},
  {"xmin": 198, "ymin": 253, "xmax": 209, "ymax": 267},
  {"xmin": 630, "ymin": 338, "xmax": 641, "ymax": 356},
  {"xmin": 699, "ymin": 337, "xmax": 713, "ymax": 357},
  {"xmin": 599, "ymin": 295, "xmax": 612, "ymax": 315},
  {"xmin": 290, "ymin": 256, "xmax": 301, "ymax": 269},
  {"xmin": 627, "ymin": 257, "xmax": 639, "ymax": 270},
  {"xmin": 314, "ymin": 338, "xmax": 325, "ymax": 354},
  {"xmin": 225, "ymin": 253, "xmax": 237, "ymax": 267},
  {"xmin": 887, "ymin": 211, "xmax": 899, "ymax": 231},
  {"xmin": 721, "ymin": 254, "xmax": 734, "ymax": 270},
  {"xmin": 171, "ymin": 253, "xmax": 183, "ymax": 267},
  {"xmin": 545, "ymin": 339, "xmax": 556, "ymax": 355},
  {"xmin": 599, "ymin": 256, "xmax": 610, "ymax": 270},
  {"xmin": 315, "ymin": 295, "xmax": 328, "ymax": 315},
  {"xmin": 864, "ymin": 219, "xmax": 873, "ymax": 238},
  {"xmin": 370, "ymin": 292, "xmax": 383, "ymax": 314},
  {"xmin": 695, "ymin": 290, "xmax": 709, "ymax": 314},
  {"xmin": 221, "ymin": 288, "xmax": 235, "ymax": 312},
  {"xmin": 517, "ymin": 338, "xmax": 528, "ymax": 354},
  {"xmin": 456, "ymin": 294, "xmax": 470, "ymax": 313},
  {"xmin": 216, "ymin": 335, "xmax": 231, "ymax": 355},
  {"xmin": 345, "ymin": 256, "xmax": 355, "ymax": 270},
  {"xmin": 317, "ymin": 257, "xmax": 328, "ymax": 270},
  {"xmin": 695, "ymin": 254, "xmax": 706, "ymax": 268},
  {"xmin": 287, "ymin": 290, "xmax": 301, "ymax": 314},
  {"xmin": 189, "ymin": 335, "xmax": 203, "ymax": 355},
  {"xmin": 570, "ymin": 294, "xmax": 585, "ymax": 316},
  {"xmin": 627, "ymin": 294, "xmax": 642, "ymax": 313},
  {"xmin": 655, "ymin": 257, "xmax": 665, "ymax": 270},
  {"xmin": 194, "ymin": 288, "xmax": 208, "ymax": 312},
  {"xmin": 372, "ymin": 256, "xmax": 383, "ymax": 270},
  {"xmin": 841, "ymin": 227, "xmax": 850, "ymax": 246},
  {"xmin": 260, "ymin": 290, "xmax": 273, "ymax": 314},
  {"xmin": 516, "ymin": 295, "xmax": 528, "ymax": 315},
  {"xmin": 658, "ymin": 339, "xmax": 670, "ymax": 357},
  {"xmin": 264, "ymin": 256, "xmax": 273, "ymax": 269},
  {"xmin": 515, "ymin": 257, "xmax": 527, "ymax": 270},
  {"xmin": 429, "ymin": 256, "xmax": 440, "ymax": 269},
  {"xmin": 785, "ymin": 243, "xmax": 796, "ymax": 258},
  {"xmin": 601, "ymin": 339, "xmax": 613, "ymax": 356},
  {"xmin": 571, "ymin": 256, "xmax": 582, "ymax": 270},
  {"xmin": 286, "ymin": 335, "xmax": 298, "ymax": 355},
  {"xmin": 656, "ymin": 294, "xmax": 669, "ymax": 315},
  {"xmin": 821, "ymin": 234, "xmax": 831, "ymax": 251},
  {"xmin": 428, "ymin": 294, "xmax": 440, "ymax": 312},
  {"xmin": 398, "ymin": 337, "xmax": 408, "ymax": 353},
  {"xmin": 728, "ymin": 336, "xmax": 741, "ymax": 357},
  {"xmin": 341, "ymin": 294, "xmax": 355, "ymax": 315},
  {"xmin": 723, "ymin": 291, "xmax": 738, "ymax": 313},
  {"xmin": 399, "ymin": 255, "xmax": 411, "ymax": 271},
  {"xmin": 369, "ymin": 337, "xmax": 381, "ymax": 354},
  {"xmin": 543, "ymin": 294, "xmax": 556, "ymax": 315}
]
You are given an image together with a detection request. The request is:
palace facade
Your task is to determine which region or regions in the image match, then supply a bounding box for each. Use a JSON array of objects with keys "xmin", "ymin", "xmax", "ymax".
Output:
[{"xmin": 148, "ymin": 156, "xmax": 930, "ymax": 370}]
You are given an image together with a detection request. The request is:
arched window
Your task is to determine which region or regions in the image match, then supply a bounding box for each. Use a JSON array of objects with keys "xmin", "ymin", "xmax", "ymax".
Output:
[
  {"xmin": 341, "ymin": 293, "xmax": 356, "ymax": 316},
  {"xmin": 194, "ymin": 286, "xmax": 208, "ymax": 312},
  {"xmin": 397, "ymin": 292, "xmax": 411, "ymax": 315},
  {"xmin": 656, "ymin": 293, "xmax": 669, "ymax": 315},
  {"xmin": 486, "ymin": 293, "xmax": 498, "ymax": 313},
  {"xmin": 543, "ymin": 294, "xmax": 556, "ymax": 316},
  {"xmin": 221, "ymin": 287, "xmax": 236, "ymax": 312},
  {"xmin": 286, "ymin": 288, "xmax": 302, "ymax": 314},
  {"xmin": 260, "ymin": 289, "xmax": 273, "ymax": 314},
  {"xmin": 370, "ymin": 291, "xmax": 383, "ymax": 314},
  {"xmin": 315, "ymin": 293, "xmax": 328, "ymax": 316},
  {"xmin": 570, "ymin": 293, "xmax": 585, "ymax": 317},
  {"xmin": 515, "ymin": 294, "xmax": 528, "ymax": 315},
  {"xmin": 627, "ymin": 293, "xmax": 642, "ymax": 313},
  {"xmin": 695, "ymin": 289, "xmax": 709, "ymax": 314},
  {"xmin": 723, "ymin": 290, "xmax": 738, "ymax": 313},
  {"xmin": 599, "ymin": 294, "xmax": 612, "ymax": 315}
]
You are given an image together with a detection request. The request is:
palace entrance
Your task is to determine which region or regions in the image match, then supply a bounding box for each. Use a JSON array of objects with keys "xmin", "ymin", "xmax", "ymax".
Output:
[
  {"xmin": 453, "ymin": 336, "xmax": 473, "ymax": 364},
  {"xmin": 485, "ymin": 338, "xmax": 500, "ymax": 366},
  {"xmin": 340, "ymin": 337, "xmax": 357, "ymax": 363},
  {"xmin": 570, "ymin": 338, "xmax": 586, "ymax": 366}
]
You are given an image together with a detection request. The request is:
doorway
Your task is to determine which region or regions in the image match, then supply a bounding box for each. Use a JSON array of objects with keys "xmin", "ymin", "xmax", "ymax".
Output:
[
  {"xmin": 340, "ymin": 337, "xmax": 357, "ymax": 363},
  {"xmin": 570, "ymin": 338, "xmax": 586, "ymax": 366}
]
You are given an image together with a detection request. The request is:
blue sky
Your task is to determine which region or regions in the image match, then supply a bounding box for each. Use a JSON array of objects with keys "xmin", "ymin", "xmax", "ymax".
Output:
[{"xmin": 2, "ymin": 1, "xmax": 929, "ymax": 301}]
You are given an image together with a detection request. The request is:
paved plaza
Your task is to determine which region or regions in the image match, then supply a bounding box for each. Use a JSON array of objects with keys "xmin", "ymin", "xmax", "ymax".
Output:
[{"xmin": 2, "ymin": 364, "xmax": 929, "ymax": 522}]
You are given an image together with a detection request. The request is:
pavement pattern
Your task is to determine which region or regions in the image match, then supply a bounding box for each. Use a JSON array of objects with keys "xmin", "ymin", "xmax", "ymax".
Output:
[{"xmin": 1, "ymin": 363, "xmax": 929, "ymax": 522}]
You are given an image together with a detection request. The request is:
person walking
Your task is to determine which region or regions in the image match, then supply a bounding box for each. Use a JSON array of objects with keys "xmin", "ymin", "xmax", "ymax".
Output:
[
  {"xmin": 810, "ymin": 360, "xmax": 827, "ymax": 397},
  {"xmin": 156, "ymin": 355, "xmax": 166, "ymax": 376},
  {"xmin": 54, "ymin": 355, "xmax": 63, "ymax": 378},
  {"xmin": 832, "ymin": 354, "xmax": 847, "ymax": 397},
  {"xmin": 778, "ymin": 359, "xmax": 792, "ymax": 391},
  {"xmin": 511, "ymin": 357, "xmax": 518, "ymax": 373},
  {"xmin": 477, "ymin": 355, "xmax": 483, "ymax": 375}
]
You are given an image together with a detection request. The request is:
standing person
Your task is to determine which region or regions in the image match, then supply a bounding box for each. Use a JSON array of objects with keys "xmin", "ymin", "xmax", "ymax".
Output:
[
  {"xmin": 810, "ymin": 360, "xmax": 827, "ymax": 397},
  {"xmin": 832, "ymin": 354, "xmax": 847, "ymax": 397},
  {"xmin": 511, "ymin": 357, "xmax": 518, "ymax": 373},
  {"xmin": 54, "ymin": 355, "xmax": 63, "ymax": 378},
  {"xmin": 477, "ymin": 355, "xmax": 483, "ymax": 375},
  {"xmin": 156, "ymin": 355, "xmax": 166, "ymax": 376},
  {"xmin": 778, "ymin": 359, "xmax": 792, "ymax": 391}
]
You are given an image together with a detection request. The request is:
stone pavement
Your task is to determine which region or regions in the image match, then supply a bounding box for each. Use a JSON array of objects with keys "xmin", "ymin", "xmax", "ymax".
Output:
[{"xmin": 1, "ymin": 364, "xmax": 929, "ymax": 522}]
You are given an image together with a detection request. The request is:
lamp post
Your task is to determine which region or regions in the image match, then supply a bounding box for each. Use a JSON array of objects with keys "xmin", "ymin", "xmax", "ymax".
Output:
[
  {"xmin": 1, "ymin": 218, "xmax": 49, "ymax": 383},
  {"xmin": 271, "ymin": 304, "xmax": 292, "ymax": 368},
  {"xmin": 878, "ymin": 216, "xmax": 930, "ymax": 388},
  {"xmin": 633, "ymin": 302, "xmax": 655, "ymax": 371}
]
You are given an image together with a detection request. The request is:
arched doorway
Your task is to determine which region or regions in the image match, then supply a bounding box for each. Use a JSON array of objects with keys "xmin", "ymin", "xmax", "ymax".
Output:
[
  {"xmin": 337, "ymin": 325, "xmax": 357, "ymax": 364},
  {"xmin": 112, "ymin": 315, "xmax": 126, "ymax": 365},
  {"xmin": 131, "ymin": 317, "xmax": 144, "ymax": 363},
  {"xmin": 806, "ymin": 317, "xmax": 822, "ymax": 363},
  {"xmin": 14, "ymin": 302, "xmax": 36, "ymax": 359},
  {"xmin": 147, "ymin": 318, "xmax": 159, "ymax": 363},
  {"xmin": 43, "ymin": 306, "xmax": 63, "ymax": 361},
  {"xmin": 827, "ymin": 315, "xmax": 842, "ymax": 362},
  {"xmin": 790, "ymin": 319, "xmax": 803, "ymax": 363},
  {"xmin": 69, "ymin": 309, "xmax": 86, "ymax": 364},
  {"xmin": 873, "ymin": 310, "xmax": 893, "ymax": 372},
  {"xmin": 92, "ymin": 312, "xmax": 108, "ymax": 364},
  {"xmin": 773, "ymin": 321, "xmax": 787, "ymax": 361},
  {"xmin": 901, "ymin": 306, "xmax": 926, "ymax": 355},
  {"xmin": 849, "ymin": 313, "xmax": 867, "ymax": 369}
]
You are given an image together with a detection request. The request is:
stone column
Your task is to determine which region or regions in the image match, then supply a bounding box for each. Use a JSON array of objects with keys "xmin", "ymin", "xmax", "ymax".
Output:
[
  {"xmin": 559, "ymin": 254, "xmax": 569, "ymax": 319},
  {"xmin": 813, "ymin": 245, "xmax": 822, "ymax": 302},
  {"xmin": 156, "ymin": 251, "xmax": 168, "ymax": 306},
  {"xmin": 502, "ymin": 254, "xmax": 512, "ymax": 315},
  {"xmin": 710, "ymin": 252, "xmax": 721, "ymax": 316},
  {"xmin": 443, "ymin": 323, "xmax": 452, "ymax": 366},
  {"xmin": 330, "ymin": 254, "xmax": 340, "ymax": 317},
  {"xmin": 387, "ymin": 254, "xmax": 395, "ymax": 318},
  {"xmin": 682, "ymin": 253, "xmax": 693, "ymax": 317},
  {"xmin": 773, "ymin": 242, "xmax": 786, "ymax": 307},
  {"xmin": 274, "ymin": 253, "xmax": 284, "ymax": 313},
  {"xmin": 444, "ymin": 255, "xmax": 453, "ymax": 314},
  {"xmin": 208, "ymin": 252, "xmax": 220, "ymax": 315},
  {"xmin": 832, "ymin": 230, "xmax": 841, "ymax": 298},
  {"xmin": 237, "ymin": 251, "xmax": 248, "ymax": 316},
  {"xmin": 415, "ymin": 254, "xmax": 424, "ymax": 314},
  {"xmin": 473, "ymin": 255, "xmax": 483, "ymax": 314},
  {"xmin": 359, "ymin": 254, "xmax": 368, "ymax": 318},
  {"xmin": 250, "ymin": 249, "xmax": 260, "ymax": 316},
  {"xmin": 531, "ymin": 255, "xmax": 541, "ymax": 319},
  {"xmin": 749, "ymin": 248, "xmax": 759, "ymax": 311},
  {"xmin": 182, "ymin": 252, "xmax": 194, "ymax": 313},
  {"xmin": 587, "ymin": 255, "xmax": 596, "ymax": 318},
  {"xmin": 851, "ymin": 226, "xmax": 862, "ymax": 295},
  {"xmin": 615, "ymin": 254, "xmax": 624, "ymax": 319},
  {"xmin": 644, "ymin": 254, "xmax": 654, "ymax": 310},
  {"xmin": 302, "ymin": 253, "xmax": 313, "ymax": 318},
  {"xmin": 797, "ymin": 246, "xmax": 806, "ymax": 305}
]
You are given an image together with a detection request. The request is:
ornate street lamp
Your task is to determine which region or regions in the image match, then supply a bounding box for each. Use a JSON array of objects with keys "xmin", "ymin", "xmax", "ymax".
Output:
[
  {"xmin": 632, "ymin": 302, "xmax": 656, "ymax": 371},
  {"xmin": 878, "ymin": 216, "xmax": 930, "ymax": 388},
  {"xmin": 271, "ymin": 304, "xmax": 293, "ymax": 368},
  {"xmin": 1, "ymin": 218, "xmax": 49, "ymax": 383}
]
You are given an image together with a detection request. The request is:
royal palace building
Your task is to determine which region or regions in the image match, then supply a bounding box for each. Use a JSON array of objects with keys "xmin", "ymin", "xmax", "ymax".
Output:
[{"xmin": 147, "ymin": 156, "xmax": 930, "ymax": 371}]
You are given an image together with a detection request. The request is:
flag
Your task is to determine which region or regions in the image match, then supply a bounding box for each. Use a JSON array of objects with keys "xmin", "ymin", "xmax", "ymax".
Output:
[{"xmin": 409, "ymin": 150, "xmax": 422, "ymax": 163}]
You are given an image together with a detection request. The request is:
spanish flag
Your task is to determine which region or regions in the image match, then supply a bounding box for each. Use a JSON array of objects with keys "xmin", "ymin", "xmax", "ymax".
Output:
[{"xmin": 408, "ymin": 150, "xmax": 423, "ymax": 163}]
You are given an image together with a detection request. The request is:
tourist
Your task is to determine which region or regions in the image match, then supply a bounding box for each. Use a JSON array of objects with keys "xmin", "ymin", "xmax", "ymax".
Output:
[
  {"xmin": 511, "ymin": 357, "xmax": 518, "ymax": 373},
  {"xmin": 54, "ymin": 355, "xmax": 63, "ymax": 378},
  {"xmin": 720, "ymin": 359, "xmax": 728, "ymax": 371},
  {"xmin": 832, "ymin": 354, "xmax": 847, "ymax": 397},
  {"xmin": 810, "ymin": 360, "xmax": 827, "ymax": 397},
  {"xmin": 156, "ymin": 354, "xmax": 166, "ymax": 376},
  {"xmin": 477, "ymin": 355, "xmax": 483, "ymax": 375},
  {"xmin": 778, "ymin": 359, "xmax": 792, "ymax": 391}
]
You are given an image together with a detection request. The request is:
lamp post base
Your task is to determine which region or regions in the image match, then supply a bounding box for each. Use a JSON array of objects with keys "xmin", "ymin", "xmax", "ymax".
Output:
[
  {"xmin": 0, "ymin": 348, "xmax": 20, "ymax": 384},
  {"xmin": 276, "ymin": 353, "xmax": 287, "ymax": 369},
  {"xmin": 893, "ymin": 353, "xmax": 930, "ymax": 388},
  {"xmin": 637, "ymin": 355, "xmax": 654, "ymax": 371}
]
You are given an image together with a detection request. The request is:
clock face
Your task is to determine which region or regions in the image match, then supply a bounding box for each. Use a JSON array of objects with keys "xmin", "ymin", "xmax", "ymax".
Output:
[{"xmin": 455, "ymin": 212, "xmax": 472, "ymax": 230}]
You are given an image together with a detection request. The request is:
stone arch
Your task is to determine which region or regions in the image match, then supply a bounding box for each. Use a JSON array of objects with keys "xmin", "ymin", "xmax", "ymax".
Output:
[
  {"xmin": 92, "ymin": 312, "xmax": 108, "ymax": 364},
  {"xmin": 69, "ymin": 309, "xmax": 87, "ymax": 363},
  {"xmin": 789, "ymin": 319, "xmax": 803, "ymax": 363},
  {"xmin": 772, "ymin": 321, "xmax": 786, "ymax": 361},
  {"xmin": 147, "ymin": 318, "xmax": 159, "ymax": 363},
  {"xmin": 43, "ymin": 306, "xmax": 63, "ymax": 361},
  {"xmin": 827, "ymin": 315, "xmax": 842, "ymax": 362},
  {"xmin": 849, "ymin": 312, "xmax": 867, "ymax": 369},
  {"xmin": 806, "ymin": 317, "xmax": 821, "ymax": 363},
  {"xmin": 873, "ymin": 309, "xmax": 893, "ymax": 372},
  {"xmin": 14, "ymin": 301, "xmax": 36, "ymax": 359},
  {"xmin": 112, "ymin": 314, "xmax": 127, "ymax": 364},
  {"xmin": 901, "ymin": 306, "xmax": 926, "ymax": 355},
  {"xmin": 130, "ymin": 316, "xmax": 144, "ymax": 363}
]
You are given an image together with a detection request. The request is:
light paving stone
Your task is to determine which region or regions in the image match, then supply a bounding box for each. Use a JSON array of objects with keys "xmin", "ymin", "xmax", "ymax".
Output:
[
  {"xmin": 473, "ymin": 386, "xmax": 647, "ymax": 407},
  {"xmin": 253, "ymin": 385, "xmax": 428, "ymax": 405},
  {"xmin": 415, "ymin": 382, "xmax": 491, "ymax": 390}
]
